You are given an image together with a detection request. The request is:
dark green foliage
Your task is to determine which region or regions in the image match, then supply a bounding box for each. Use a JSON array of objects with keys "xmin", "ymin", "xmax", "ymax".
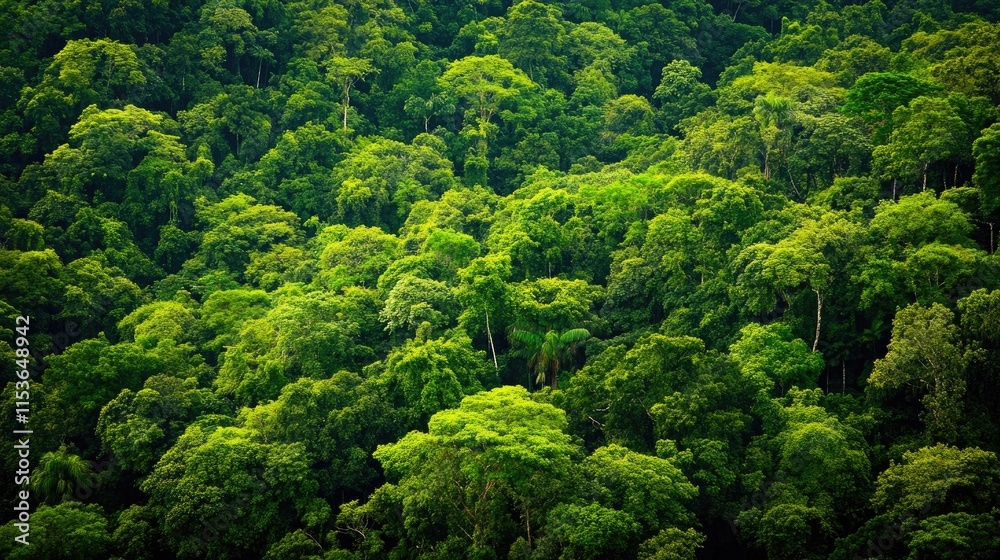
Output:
[{"xmin": 1, "ymin": 2, "xmax": 999, "ymax": 559}]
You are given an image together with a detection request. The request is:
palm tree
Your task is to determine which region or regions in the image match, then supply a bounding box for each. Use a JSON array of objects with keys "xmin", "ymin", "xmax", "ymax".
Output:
[
  {"xmin": 753, "ymin": 93, "xmax": 795, "ymax": 180},
  {"xmin": 510, "ymin": 328, "xmax": 591, "ymax": 390},
  {"xmin": 753, "ymin": 92, "xmax": 794, "ymax": 129},
  {"xmin": 32, "ymin": 445, "xmax": 92, "ymax": 504}
]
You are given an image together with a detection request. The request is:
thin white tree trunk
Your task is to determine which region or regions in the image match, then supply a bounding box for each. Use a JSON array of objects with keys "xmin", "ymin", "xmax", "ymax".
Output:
[
  {"xmin": 485, "ymin": 310, "xmax": 498, "ymax": 371},
  {"xmin": 813, "ymin": 289, "xmax": 823, "ymax": 352},
  {"xmin": 343, "ymin": 85, "xmax": 350, "ymax": 132}
]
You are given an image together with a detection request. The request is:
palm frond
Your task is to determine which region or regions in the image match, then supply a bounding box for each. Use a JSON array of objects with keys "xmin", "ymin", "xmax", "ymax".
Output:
[
  {"xmin": 509, "ymin": 329, "xmax": 544, "ymax": 347},
  {"xmin": 559, "ymin": 328, "xmax": 591, "ymax": 344}
]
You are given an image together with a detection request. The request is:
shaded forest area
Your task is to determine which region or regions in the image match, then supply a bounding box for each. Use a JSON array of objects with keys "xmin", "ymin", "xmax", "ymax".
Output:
[{"xmin": 1, "ymin": 0, "xmax": 1000, "ymax": 558}]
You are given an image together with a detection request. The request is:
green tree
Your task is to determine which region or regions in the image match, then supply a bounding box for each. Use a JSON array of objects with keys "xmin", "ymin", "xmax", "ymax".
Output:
[
  {"xmin": 238, "ymin": 372, "xmax": 400, "ymax": 500},
  {"xmin": 537, "ymin": 503, "xmax": 641, "ymax": 560},
  {"xmin": 194, "ymin": 194, "xmax": 303, "ymax": 282},
  {"xmin": 196, "ymin": 0, "xmax": 278, "ymax": 85},
  {"xmin": 872, "ymin": 96, "xmax": 969, "ymax": 192},
  {"xmin": 316, "ymin": 225, "xmax": 402, "ymax": 290},
  {"xmin": 738, "ymin": 389, "xmax": 871, "ymax": 560},
  {"xmin": 37, "ymin": 336, "xmax": 162, "ymax": 442},
  {"xmin": 224, "ymin": 121, "xmax": 347, "ymax": 219},
  {"xmin": 636, "ymin": 527, "xmax": 705, "ymax": 560},
  {"xmin": 815, "ymin": 35, "xmax": 891, "ymax": 86},
  {"xmin": 602, "ymin": 94, "xmax": 656, "ymax": 137},
  {"xmin": 404, "ymin": 92, "xmax": 454, "ymax": 134},
  {"xmin": 872, "ymin": 444, "xmax": 1000, "ymax": 522},
  {"xmin": 616, "ymin": 3, "xmax": 701, "ymax": 95},
  {"xmin": 216, "ymin": 288, "xmax": 378, "ymax": 406},
  {"xmin": 730, "ymin": 322, "xmax": 825, "ymax": 395},
  {"xmin": 2, "ymin": 218, "xmax": 45, "ymax": 251},
  {"xmin": 973, "ymin": 122, "xmax": 1000, "ymax": 214},
  {"xmin": 98, "ymin": 375, "xmax": 228, "ymax": 473},
  {"xmin": 907, "ymin": 512, "xmax": 1000, "ymax": 559},
  {"xmin": 735, "ymin": 212, "xmax": 862, "ymax": 352},
  {"xmin": 289, "ymin": 2, "xmax": 348, "ymax": 62},
  {"xmin": 932, "ymin": 22, "xmax": 1000, "ymax": 103},
  {"xmin": 439, "ymin": 54, "xmax": 538, "ymax": 165},
  {"xmin": 331, "ymin": 137, "xmax": 456, "ymax": 230},
  {"xmin": 177, "ymin": 86, "xmax": 275, "ymax": 162},
  {"xmin": 565, "ymin": 22, "xmax": 632, "ymax": 76},
  {"xmin": 199, "ymin": 288, "xmax": 272, "ymax": 355},
  {"xmin": 791, "ymin": 113, "xmax": 872, "ymax": 189},
  {"xmin": 565, "ymin": 334, "xmax": 745, "ymax": 451},
  {"xmin": 509, "ymin": 327, "xmax": 591, "ymax": 389},
  {"xmin": 0, "ymin": 249, "xmax": 64, "ymax": 330},
  {"xmin": 512, "ymin": 277, "xmax": 603, "ymax": 334},
  {"xmin": 455, "ymin": 253, "xmax": 515, "ymax": 369},
  {"xmin": 19, "ymin": 39, "xmax": 146, "ymax": 153},
  {"xmin": 582, "ymin": 444, "xmax": 697, "ymax": 534},
  {"xmin": 32, "ymin": 445, "xmax": 93, "ymax": 505},
  {"xmin": 325, "ymin": 56, "xmax": 376, "ymax": 132},
  {"xmin": 869, "ymin": 303, "xmax": 979, "ymax": 442},
  {"xmin": 378, "ymin": 329, "xmax": 493, "ymax": 421},
  {"xmin": 379, "ymin": 276, "xmax": 456, "ymax": 337},
  {"xmin": 342, "ymin": 386, "xmax": 579, "ymax": 557},
  {"xmin": 653, "ymin": 60, "xmax": 714, "ymax": 132},
  {"xmin": 40, "ymin": 104, "xmax": 208, "ymax": 240},
  {"xmin": 141, "ymin": 421, "xmax": 323, "ymax": 559},
  {"xmin": 59, "ymin": 255, "xmax": 144, "ymax": 338},
  {"xmin": 497, "ymin": 0, "xmax": 568, "ymax": 87},
  {"xmin": 841, "ymin": 72, "xmax": 941, "ymax": 145},
  {"xmin": 752, "ymin": 93, "xmax": 795, "ymax": 180},
  {"xmin": 0, "ymin": 503, "xmax": 109, "ymax": 560}
]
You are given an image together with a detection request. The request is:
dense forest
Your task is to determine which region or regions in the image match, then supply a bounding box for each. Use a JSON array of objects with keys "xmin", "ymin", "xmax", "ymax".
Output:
[{"xmin": 1, "ymin": 0, "xmax": 1000, "ymax": 558}]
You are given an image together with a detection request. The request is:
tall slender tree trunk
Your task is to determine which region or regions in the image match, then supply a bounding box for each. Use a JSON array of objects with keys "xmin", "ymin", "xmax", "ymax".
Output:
[
  {"xmin": 922, "ymin": 162, "xmax": 928, "ymax": 191},
  {"xmin": 787, "ymin": 169, "xmax": 800, "ymax": 199},
  {"xmin": 526, "ymin": 507, "xmax": 531, "ymax": 547},
  {"xmin": 343, "ymin": 86, "xmax": 350, "ymax": 132},
  {"xmin": 485, "ymin": 310, "xmax": 498, "ymax": 371},
  {"xmin": 812, "ymin": 289, "xmax": 823, "ymax": 352}
]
